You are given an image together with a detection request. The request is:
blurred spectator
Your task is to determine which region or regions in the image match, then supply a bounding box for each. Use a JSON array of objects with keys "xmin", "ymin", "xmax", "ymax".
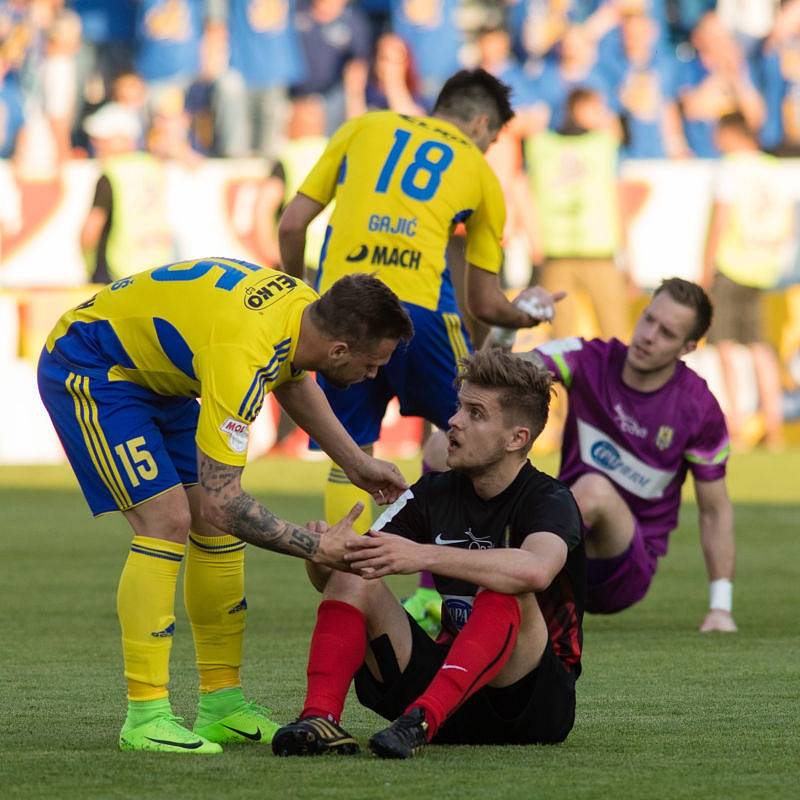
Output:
[
  {"xmin": 533, "ymin": 24, "xmax": 615, "ymax": 131},
  {"xmin": 611, "ymin": 7, "xmax": 689, "ymax": 158},
  {"xmin": 365, "ymin": 30, "xmax": 424, "ymax": 113},
  {"xmin": 40, "ymin": 6, "xmax": 82, "ymax": 161},
  {"xmin": 476, "ymin": 23, "xmax": 547, "ymax": 289},
  {"xmin": 109, "ymin": 68, "xmax": 149, "ymax": 148},
  {"xmin": 209, "ymin": 0, "xmax": 304, "ymax": 159},
  {"xmin": 0, "ymin": 42, "xmax": 25, "ymax": 157},
  {"xmin": 146, "ymin": 84, "xmax": 203, "ymax": 165},
  {"xmin": 183, "ymin": 13, "xmax": 228, "ymax": 153},
  {"xmin": 716, "ymin": 0, "xmax": 779, "ymax": 61},
  {"xmin": 525, "ymin": 87, "xmax": 629, "ymax": 341},
  {"xmin": 80, "ymin": 102, "xmax": 173, "ymax": 283},
  {"xmin": 476, "ymin": 23, "xmax": 548, "ymax": 134},
  {"xmin": 254, "ymin": 94, "xmax": 329, "ymax": 268},
  {"xmin": 291, "ymin": 0, "xmax": 371, "ymax": 135},
  {"xmin": 676, "ymin": 11, "xmax": 765, "ymax": 157},
  {"xmin": 760, "ymin": 0, "xmax": 800, "ymax": 153},
  {"xmin": 69, "ymin": 0, "xmax": 137, "ymax": 140},
  {"xmin": 702, "ymin": 110, "xmax": 793, "ymax": 450},
  {"xmin": 134, "ymin": 0, "xmax": 204, "ymax": 108},
  {"xmin": 389, "ymin": 0, "xmax": 464, "ymax": 109}
]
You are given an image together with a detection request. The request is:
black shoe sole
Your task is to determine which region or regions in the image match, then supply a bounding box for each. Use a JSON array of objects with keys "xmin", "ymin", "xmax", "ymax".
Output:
[
  {"xmin": 272, "ymin": 728, "xmax": 359, "ymax": 757},
  {"xmin": 368, "ymin": 734, "xmax": 419, "ymax": 759}
]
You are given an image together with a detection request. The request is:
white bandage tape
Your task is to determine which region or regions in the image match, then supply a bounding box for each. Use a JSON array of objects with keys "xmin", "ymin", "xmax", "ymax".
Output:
[
  {"xmin": 516, "ymin": 297, "xmax": 554, "ymax": 322},
  {"xmin": 709, "ymin": 578, "xmax": 733, "ymax": 612}
]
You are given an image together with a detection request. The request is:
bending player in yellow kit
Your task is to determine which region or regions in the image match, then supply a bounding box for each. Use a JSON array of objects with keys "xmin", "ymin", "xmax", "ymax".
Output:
[
  {"xmin": 37, "ymin": 259, "xmax": 412, "ymax": 753},
  {"xmin": 279, "ymin": 69, "xmax": 563, "ymax": 622}
]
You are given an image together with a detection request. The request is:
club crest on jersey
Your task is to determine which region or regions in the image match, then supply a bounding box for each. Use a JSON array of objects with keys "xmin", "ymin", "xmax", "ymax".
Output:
[
  {"xmin": 220, "ymin": 417, "xmax": 249, "ymax": 453},
  {"xmin": 655, "ymin": 425, "xmax": 674, "ymax": 450},
  {"xmin": 243, "ymin": 273, "xmax": 297, "ymax": 310}
]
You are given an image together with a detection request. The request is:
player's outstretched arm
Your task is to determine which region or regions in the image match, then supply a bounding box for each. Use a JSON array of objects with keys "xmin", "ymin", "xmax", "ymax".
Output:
[
  {"xmin": 278, "ymin": 193, "xmax": 326, "ymax": 280},
  {"xmin": 196, "ymin": 448, "xmax": 364, "ymax": 568},
  {"xmin": 274, "ymin": 377, "xmax": 407, "ymax": 504},
  {"xmin": 345, "ymin": 529, "xmax": 567, "ymax": 595},
  {"xmin": 695, "ymin": 477, "xmax": 738, "ymax": 633},
  {"xmin": 465, "ymin": 264, "xmax": 565, "ymax": 329}
]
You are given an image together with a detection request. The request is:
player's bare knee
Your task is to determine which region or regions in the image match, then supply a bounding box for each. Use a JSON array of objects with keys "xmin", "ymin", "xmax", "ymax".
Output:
[
  {"xmin": 323, "ymin": 568, "xmax": 377, "ymax": 608},
  {"xmin": 570, "ymin": 473, "xmax": 616, "ymax": 522}
]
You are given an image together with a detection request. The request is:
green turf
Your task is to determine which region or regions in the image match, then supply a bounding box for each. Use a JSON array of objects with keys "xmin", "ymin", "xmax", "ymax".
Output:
[{"xmin": 1, "ymin": 454, "xmax": 798, "ymax": 799}]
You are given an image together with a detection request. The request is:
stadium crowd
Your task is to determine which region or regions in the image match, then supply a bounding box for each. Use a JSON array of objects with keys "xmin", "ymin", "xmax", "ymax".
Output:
[{"xmin": 4, "ymin": 1, "xmax": 800, "ymax": 162}]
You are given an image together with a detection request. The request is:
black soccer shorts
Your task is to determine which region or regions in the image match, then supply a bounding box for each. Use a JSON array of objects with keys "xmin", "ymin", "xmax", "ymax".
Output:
[{"xmin": 354, "ymin": 612, "xmax": 577, "ymax": 745}]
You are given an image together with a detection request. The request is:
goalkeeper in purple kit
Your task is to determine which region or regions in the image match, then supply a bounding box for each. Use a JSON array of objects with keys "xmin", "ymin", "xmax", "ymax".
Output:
[{"xmin": 514, "ymin": 278, "xmax": 737, "ymax": 632}]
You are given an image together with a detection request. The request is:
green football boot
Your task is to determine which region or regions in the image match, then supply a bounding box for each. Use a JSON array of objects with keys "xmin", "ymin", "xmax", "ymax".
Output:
[
  {"xmin": 401, "ymin": 587, "xmax": 442, "ymax": 637},
  {"xmin": 194, "ymin": 688, "xmax": 280, "ymax": 745},
  {"xmin": 119, "ymin": 712, "xmax": 222, "ymax": 754}
]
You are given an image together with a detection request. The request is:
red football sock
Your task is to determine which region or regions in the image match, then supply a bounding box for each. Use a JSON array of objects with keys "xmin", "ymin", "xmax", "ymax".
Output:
[
  {"xmin": 301, "ymin": 600, "xmax": 367, "ymax": 724},
  {"xmin": 408, "ymin": 591, "xmax": 521, "ymax": 739}
]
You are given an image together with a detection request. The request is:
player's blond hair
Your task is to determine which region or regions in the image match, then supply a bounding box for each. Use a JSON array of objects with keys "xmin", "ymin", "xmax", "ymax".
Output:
[{"xmin": 457, "ymin": 350, "xmax": 552, "ymax": 448}]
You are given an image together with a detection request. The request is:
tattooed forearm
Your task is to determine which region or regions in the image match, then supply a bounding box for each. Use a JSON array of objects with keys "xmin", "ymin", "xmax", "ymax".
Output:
[
  {"xmin": 198, "ymin": 451, "xmax": 320, "ymax": 559},
  {"xmin": 223, "ymin": 493, "xmax": 321, "ymax": 558}
]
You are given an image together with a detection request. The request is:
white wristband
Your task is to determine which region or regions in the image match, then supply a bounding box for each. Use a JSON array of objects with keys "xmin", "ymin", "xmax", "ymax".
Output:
[{"xmin": 709, "ymin": 578, "xmax": 733, "ymax": 612}]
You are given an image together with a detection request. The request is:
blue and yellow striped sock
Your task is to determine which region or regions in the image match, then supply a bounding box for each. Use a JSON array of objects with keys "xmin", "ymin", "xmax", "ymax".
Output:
[
  {"xmin": 184, "ymin": 533, "xmax": 247, "ymax": 694},
  {"xmin": 117, "ymin": 535, "xmax": 184, "ymax": 701}
]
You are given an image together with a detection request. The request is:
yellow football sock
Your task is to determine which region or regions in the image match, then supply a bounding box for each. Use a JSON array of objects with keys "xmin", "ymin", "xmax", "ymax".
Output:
[
  {"xmin": 184, "ymin": 532, "xmax": 247, "ymax": 693},
  {"xmin": 325, "ymin": 463, "xmax": 372, "ymax": 534},
  {"xmin": 117, "ymin": 535, "xmax": 185, "ymax": 701}
]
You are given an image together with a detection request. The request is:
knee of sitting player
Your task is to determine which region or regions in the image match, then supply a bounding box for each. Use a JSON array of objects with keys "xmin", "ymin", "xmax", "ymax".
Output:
[
  {"xmin": 323, "ymin": 567, "xmax": 381, "ymax": 610},
  {"xmin": 570, "ymin": 473, "xmax": 618, "ymax": 525},
  {"xmin": 305, "ymin": 561, "xmax": 332, "ymax": 592}
]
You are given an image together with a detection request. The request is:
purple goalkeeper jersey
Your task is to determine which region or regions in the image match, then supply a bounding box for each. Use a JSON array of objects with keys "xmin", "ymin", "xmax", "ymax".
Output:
[{"xmin": 536, "ymin": 338, "xmax": 730, "ymax": 558}]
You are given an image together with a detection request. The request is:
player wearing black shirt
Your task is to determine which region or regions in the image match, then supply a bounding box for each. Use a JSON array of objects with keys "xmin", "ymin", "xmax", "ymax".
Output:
[{"xmin": 272, "ymin": 349, "xmax": 584, "ymax": 758}]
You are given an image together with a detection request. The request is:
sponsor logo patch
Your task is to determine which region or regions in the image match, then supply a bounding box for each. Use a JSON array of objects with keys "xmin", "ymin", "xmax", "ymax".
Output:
[
  {"xmin": 243, "ymin": 273, "xmax": 297, "ymax": 310},
  {"xmin": 655, "ymin": 425, "xmax": 674, "ymax": 450},
  {"xmin": 443, "ymin": 596, "xmax": 474, "ymax": 630},
  {"xmin": 614, "ymin": 403, "xmax": 647, "ymax": 438},
  {"xmin": 220, "ymin": 417, "xmax": 249, "ymax": 453},
  {"xmin": 345, "ymin": 244, "xmax": 369, "ymax": 262},
  {"xmin": 578, "ymin": 419, "xmax": 675, "ymax": 499}
]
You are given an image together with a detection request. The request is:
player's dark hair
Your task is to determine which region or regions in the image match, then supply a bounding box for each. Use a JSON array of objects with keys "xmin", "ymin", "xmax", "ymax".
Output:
[
  {"xmin": 310, "ymin": 274, "xmax": 413, "ymax": 350},
  {"xmin": 457, "ymin": 349, "xmax": 552, "ymax": 450},
  {"xmin": 433, "ymin": 69, "xmax": 514, "ymax": 131},
  {"xmin": 653, "ymin": 277, "xmax": 713, "ymax": 341}
]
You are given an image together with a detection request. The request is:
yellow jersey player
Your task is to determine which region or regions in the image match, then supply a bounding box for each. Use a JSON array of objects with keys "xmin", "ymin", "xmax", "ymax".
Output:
[
  {"xmin": 279, "ymin": 69, "xmax": 564, "ymax": 625},
  {"xmin": 37, "ymin": 258, "xmax": 412, "ymax": 754}
]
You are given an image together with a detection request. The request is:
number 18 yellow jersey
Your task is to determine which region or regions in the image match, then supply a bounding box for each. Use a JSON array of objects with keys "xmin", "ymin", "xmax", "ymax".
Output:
[{"xmin": 299, "ymin": 111, "xmax": 505, "ymax": 312}]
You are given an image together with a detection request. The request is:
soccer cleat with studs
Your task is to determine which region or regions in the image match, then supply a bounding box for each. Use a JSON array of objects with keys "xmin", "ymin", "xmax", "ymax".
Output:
[
  {"xmin": 368, "ymin": 707, "xmax": 429, "ymax": 759},
  {"xmin": 272, "ymin": 716, "xmax": 360, "ymax": 756}
]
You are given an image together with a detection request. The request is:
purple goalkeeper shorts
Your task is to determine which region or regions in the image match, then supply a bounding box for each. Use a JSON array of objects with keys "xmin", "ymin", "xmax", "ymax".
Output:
[{"xmin": 585, "ymin": 521, "xmax": 659, "ymax": 614}]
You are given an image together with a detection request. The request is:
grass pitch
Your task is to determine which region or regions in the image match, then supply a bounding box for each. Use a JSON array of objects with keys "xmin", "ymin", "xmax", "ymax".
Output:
[{"xmin": 1, "ymin": 453, "xmax": 798, "ymax": 799}]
